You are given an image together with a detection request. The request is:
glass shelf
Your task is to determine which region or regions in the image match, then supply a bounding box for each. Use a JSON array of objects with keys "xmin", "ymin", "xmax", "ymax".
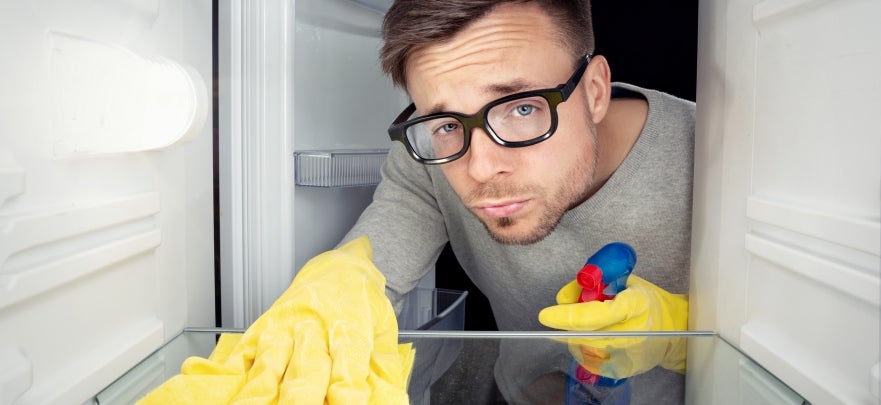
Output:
[{"xmin": 96, "ymin": 330, "xmax": 807, "ymax": 405}]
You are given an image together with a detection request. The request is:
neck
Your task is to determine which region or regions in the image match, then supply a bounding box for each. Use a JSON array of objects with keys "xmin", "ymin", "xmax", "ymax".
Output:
[{"xmin": 592, "ymin": 97, "xmax": 648, "ymax": 191}]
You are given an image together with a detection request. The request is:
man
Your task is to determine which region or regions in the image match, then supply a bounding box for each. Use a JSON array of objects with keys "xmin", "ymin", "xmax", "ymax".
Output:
[{"xmin": 338, "ymin": 0, "xmax": 695, "ymax": 403}]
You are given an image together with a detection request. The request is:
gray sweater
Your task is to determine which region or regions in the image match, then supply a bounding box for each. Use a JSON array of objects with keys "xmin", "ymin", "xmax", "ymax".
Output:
[{"xmin": 342, "ymin": 82, "xmax": 694, "ymax": 403}]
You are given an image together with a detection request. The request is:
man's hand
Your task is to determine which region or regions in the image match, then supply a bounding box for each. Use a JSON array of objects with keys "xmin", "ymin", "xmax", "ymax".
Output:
[
  {"xmin": 138, "ymin": 237, "xmax": 413, "ymax": 405},
  {"xmin": 232, "ymin": 236, "xmax": 410, "ymax": 404},
  {"xmin": 538, "ymin": 275, "xmax": 688, "ymax": 379}
]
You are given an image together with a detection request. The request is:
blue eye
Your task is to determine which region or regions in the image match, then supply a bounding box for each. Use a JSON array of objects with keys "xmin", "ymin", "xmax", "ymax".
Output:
[
  {"xmin": 441, "ymin": 123, "xmax": 459, "ymax": 132},
  {"xmin": 430, "ymin": 121, "xmax": 460, "ymax": 136},
  {"xmin": 515, "ymin": 105, "xmax": 535, "ymax": 116}
]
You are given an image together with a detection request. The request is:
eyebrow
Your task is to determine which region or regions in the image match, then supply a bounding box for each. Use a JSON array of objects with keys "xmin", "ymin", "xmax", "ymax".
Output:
[
  {"xmin": 486, "ymin": 80, "xmax": 534, "ymax": 97},
  {"xmin": 421, "ymin": 79, "xmax": 538, "ymax": 116}
]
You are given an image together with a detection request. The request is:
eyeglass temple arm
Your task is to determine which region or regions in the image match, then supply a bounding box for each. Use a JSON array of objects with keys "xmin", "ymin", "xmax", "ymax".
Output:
[
  {"xmin": 560, "ymin": 54, "xmax": 592, "ymax": 100},
  {"xmin": 392, "ymin": 103, "xmax": 417, "ymax": 125}
]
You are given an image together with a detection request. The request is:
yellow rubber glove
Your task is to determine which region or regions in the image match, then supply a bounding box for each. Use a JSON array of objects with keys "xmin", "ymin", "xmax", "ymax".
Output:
[
  {"xmin": 538, "ymin": 275, "xmax": 688, "ymax": 379},
  {"xmin": 137, "ymin": 236, "xmax": 414, "ymax": 405}
]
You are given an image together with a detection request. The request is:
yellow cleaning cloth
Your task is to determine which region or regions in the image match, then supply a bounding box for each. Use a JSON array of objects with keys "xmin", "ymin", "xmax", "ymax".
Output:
[{"xmin": 138, "ymin": 237, "xmax": 415, "ymax": 404}]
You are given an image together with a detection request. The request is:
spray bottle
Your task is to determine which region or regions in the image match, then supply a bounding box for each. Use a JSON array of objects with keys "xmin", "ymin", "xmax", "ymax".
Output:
[{"xmin": 565, "ymin": 242, "xmax": 636, "ymax": 405}]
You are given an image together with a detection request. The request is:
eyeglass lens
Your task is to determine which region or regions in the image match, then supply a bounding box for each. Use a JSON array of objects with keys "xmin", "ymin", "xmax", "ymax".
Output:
[{"xmin": 403, "ymin": 95, "xmax": 553, "ymax": 160}]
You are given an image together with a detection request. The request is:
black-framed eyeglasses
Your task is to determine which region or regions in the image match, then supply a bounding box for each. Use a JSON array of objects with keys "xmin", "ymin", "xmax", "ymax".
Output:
[{"xmin": 388, "ymin": 54, "xmax": 592, "ymax": 165}]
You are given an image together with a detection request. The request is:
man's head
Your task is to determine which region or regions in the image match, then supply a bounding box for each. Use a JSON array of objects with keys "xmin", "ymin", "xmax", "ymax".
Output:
[
  {"xmin": 381, "ymin": 0, "xmax": 594, "ymax": 89},
  {"xmin": 381, "ymin": 1, "xmax": 612, "ymax": 245}
]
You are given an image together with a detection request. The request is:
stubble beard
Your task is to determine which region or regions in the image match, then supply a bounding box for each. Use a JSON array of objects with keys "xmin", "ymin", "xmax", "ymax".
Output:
[{"xmin": 474, "ymin": 131, "xmax": 599, "ymax": 245}]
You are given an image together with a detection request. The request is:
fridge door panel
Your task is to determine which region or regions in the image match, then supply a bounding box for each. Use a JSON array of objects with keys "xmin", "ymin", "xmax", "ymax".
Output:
[
  {"xmin": 692, "ymin": 0, "xmax": 881, "ymax": 403},
  {"xmin": 0, "ymin": 0, "xmax": 213, "ymax": 403}
]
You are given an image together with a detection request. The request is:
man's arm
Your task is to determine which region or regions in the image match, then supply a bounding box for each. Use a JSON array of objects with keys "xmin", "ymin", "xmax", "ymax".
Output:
[{"xmin": 339, "ymin": 143, "xmax": 451, "ymax": 311}]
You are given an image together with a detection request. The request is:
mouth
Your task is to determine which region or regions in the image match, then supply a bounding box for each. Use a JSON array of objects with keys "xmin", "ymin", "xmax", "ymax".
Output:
[{"xmin": 473, "ymin": 199, "xmax": 530, "ymax": 219}]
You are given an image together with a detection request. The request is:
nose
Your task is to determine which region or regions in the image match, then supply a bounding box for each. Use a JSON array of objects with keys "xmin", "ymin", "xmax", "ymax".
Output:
[{"xmin": 464, "ymin": 128, "xmax": 513, "ymax": 183}]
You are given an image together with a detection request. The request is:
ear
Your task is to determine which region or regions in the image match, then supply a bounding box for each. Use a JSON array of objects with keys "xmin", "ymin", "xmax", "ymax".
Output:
[{"xmin": 581, "ymin": 55, "xmax": 612, "ymax": 124}]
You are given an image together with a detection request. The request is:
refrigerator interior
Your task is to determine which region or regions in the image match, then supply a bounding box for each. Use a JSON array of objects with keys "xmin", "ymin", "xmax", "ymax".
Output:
[{"xmin": 0, "ymin": 0, "xmax": 878, "ymax": 404}]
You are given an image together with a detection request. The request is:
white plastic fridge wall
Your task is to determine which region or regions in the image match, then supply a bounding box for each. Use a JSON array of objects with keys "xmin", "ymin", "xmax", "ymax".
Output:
[
  {"xmin": 690, "ymin": 0, "xmax": 881, "ymax": 404},
  {"xmin": 291, "ymin": 0, "xmax": 410, "ymax": 282},
  {"xmin": 0, "ymin": 1, "xmax": 214, "ymax": 404}
]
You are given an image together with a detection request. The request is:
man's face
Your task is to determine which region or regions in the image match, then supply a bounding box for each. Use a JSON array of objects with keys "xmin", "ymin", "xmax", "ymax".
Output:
[{"xmin": 405, "ymin": 3, "xmax": 600, "ymax": 245}]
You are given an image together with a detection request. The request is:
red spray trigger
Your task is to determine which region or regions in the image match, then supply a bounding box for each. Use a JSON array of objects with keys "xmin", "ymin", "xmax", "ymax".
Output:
[{"xmin": 577, "ymin": 263, "xmax": 605, "ymax": 302}]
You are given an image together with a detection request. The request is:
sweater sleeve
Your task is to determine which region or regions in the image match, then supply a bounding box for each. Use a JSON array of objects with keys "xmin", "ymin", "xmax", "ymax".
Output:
[{"xmin": 339, "ymin": 143, "xmax": 450, "ymax": 312}]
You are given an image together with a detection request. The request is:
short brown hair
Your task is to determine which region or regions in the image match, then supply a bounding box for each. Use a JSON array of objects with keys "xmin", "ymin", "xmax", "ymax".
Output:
[{"xmin": 380, "ymin": 0, "xmax": 594, "ymax": 89}]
